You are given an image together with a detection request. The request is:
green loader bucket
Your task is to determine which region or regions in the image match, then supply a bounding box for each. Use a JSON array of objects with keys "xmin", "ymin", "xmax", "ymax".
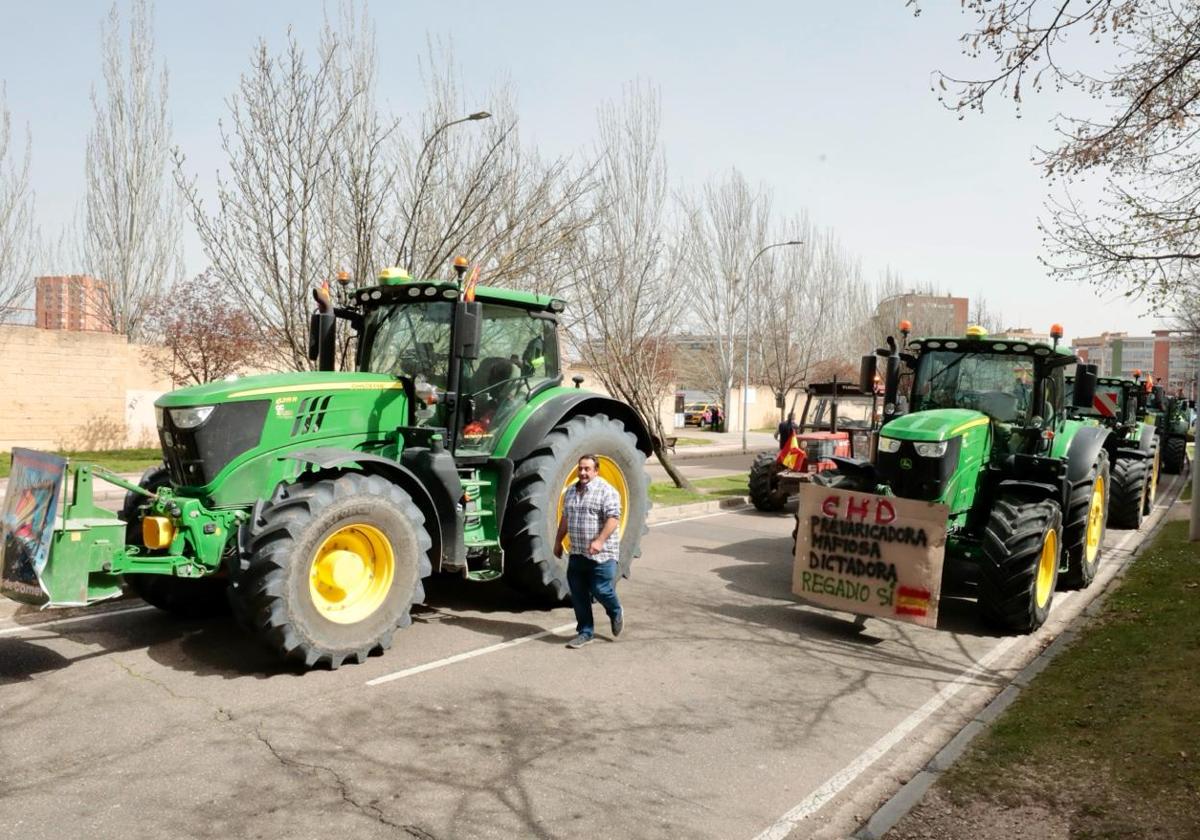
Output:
[{"xmin": 1, "ymin": 448, "xmax": 124, "ymax": 607}]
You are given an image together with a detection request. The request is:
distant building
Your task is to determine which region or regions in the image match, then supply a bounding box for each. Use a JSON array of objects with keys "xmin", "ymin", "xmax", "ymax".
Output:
[
  {"xmin": 35, "ymin": 275, "xmax": 111, "ymax": 332},
  {"xmin": 1071, "ymin": 330, "xmax": 1199, "ymax": 395},
  {"xmin": 994, "ymin": 327, "xmax": 1053, "ymax": 345},
  {"xmin": 876, "ymin": 293, "xmax": 969, "ymax": 337}
]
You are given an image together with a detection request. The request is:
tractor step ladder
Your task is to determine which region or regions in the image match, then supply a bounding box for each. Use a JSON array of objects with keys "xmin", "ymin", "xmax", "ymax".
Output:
[{"xmin": 460, "ymin": 470, "xmax": 503, "ymax": 581}]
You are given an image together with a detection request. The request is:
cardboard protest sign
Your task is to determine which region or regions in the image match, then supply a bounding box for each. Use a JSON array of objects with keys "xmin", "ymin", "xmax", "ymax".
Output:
[{"xmin": 792, "ymin": 484, "xmax": 949, "ymax": 628}]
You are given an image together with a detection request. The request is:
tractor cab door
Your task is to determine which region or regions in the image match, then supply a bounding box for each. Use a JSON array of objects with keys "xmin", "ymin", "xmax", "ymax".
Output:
[{"xmin": 455, "ymin": 303, "xmax": 561, "ymax": 455}]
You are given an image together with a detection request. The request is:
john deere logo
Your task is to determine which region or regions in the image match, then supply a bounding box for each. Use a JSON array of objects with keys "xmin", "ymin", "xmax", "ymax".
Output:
[{"xmin": 899, "ymin": 457, "xmax": 913, "ymax": 471}]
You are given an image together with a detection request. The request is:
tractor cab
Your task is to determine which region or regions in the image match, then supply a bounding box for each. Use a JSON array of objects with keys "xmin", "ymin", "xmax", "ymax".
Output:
[{"xmin": 348, "ymin": 268, "xmax": 565, "ymax": 456}]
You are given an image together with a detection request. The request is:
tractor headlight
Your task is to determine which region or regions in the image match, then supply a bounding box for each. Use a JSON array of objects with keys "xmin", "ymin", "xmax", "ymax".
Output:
[
  {"xmin": 154, "ymin": 406, "xmax": 164, "ymax": 429},
  {"xmin": 914, "ymin": 441, "xmax": 949, "ymax": 458},
  {"xmin": 169, "ymin": 406, "xmax": 215, "ymax": 429},
  {"xmin": 878, "ymin": 437, "xmax": 902, "ymax": 453}
]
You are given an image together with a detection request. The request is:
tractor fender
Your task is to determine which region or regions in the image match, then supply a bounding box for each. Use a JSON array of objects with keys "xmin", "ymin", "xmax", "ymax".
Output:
[
  {"xmin": 279, "ymin": 447, "xmax": 455, "ymax": 573},
  {"xmin": 995, "ymin": 478, "xmax": 1061, "ymax": 503},
  {"xmin": 1065, "ymin": 426, "xmax": 1110, "ymax": 484},
  {"xmin": 504, "ymin": 393, "xmax": 653, "ymax": 464}
]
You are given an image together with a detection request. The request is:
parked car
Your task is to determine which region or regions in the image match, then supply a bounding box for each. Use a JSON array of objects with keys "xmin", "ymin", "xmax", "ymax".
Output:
[{"xmin": 683, "ymin": 402, "xmax": 714, "ymax": 426}]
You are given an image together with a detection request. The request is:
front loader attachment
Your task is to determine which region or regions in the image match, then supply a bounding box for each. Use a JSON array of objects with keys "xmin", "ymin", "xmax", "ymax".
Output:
[{"xmin": 1, "ymin": 448, "xmax": 126, "ymax": 607}]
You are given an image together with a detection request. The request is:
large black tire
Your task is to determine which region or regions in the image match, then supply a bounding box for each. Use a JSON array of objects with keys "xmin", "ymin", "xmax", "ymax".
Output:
[
  {"xmin": 1161, "ymin": 435, "xmax": 1186, "ymax": 474},
  {"xmin": 1060, "ymin": 450, "xmax": 1109, "ymax": 590},
  {"xmin": 119, "ymin": 465, "xmax": 231, "ymax": 619},
  {"xmin": 232, "ymin": 472, "xmax": 432, "ymax": 669},
  {"xmin": 1108, "ymin": 455, "xmax": 1148, "ymax": 530},
  {"xmin": 749, "ymin": 452, "xmax": 788, "ymax": 512},
  {"xmin": 1143, "ymin": 440, "xmax": 1161, "ymax": 516},
  {"xmin": 978, "ymin": 496, "xmax": 1063, "ymax": 633},
  {"xmin": 502, "ymin": 414, "xmax": 649, "ymax": 603}
]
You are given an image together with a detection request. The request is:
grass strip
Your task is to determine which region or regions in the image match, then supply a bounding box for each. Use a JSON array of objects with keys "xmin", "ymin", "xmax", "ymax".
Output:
[
  {"xmin": 649, "ymin": 474, "xmax": 749, "ymax": 507},
  {"xmin": 931, "ymin": 520, "xmax": 1200, "ymax": 837},
  {"xmin": 0, "ymin": 449, "xmax": 162, "ymax": 479}
]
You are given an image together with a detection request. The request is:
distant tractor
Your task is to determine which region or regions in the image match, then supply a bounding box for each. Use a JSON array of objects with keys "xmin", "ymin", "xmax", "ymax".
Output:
[
  {"xmin": 814, "ymin": 324, "xmax": 1109, "ymax": 632},
  {"xmin": 748, "ymin": 381, "xmax": 878, "ymax": 512},
  {"xmin": 1065, "ymin": 373, "xmax": 1160, "ymax": 529},
  {"xmin": 0, "ymin": 265, "xmax": 652, "ymax": 669},
  {"xmin": 1149, "ymin": 388, "xmax": 1194, "ymax": 475}
]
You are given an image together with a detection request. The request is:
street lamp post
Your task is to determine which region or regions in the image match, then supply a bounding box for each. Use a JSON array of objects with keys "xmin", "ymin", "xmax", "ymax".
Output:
[
  {"xmin": 741, "ymin": 240, "xmax": 804, "ymax": 453},
  {"xmin": 396, "ymin": 111, "xmax": 492, "ymax": 266}
]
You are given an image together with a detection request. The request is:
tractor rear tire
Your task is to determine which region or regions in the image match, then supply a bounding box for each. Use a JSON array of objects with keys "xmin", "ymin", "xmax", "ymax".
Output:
[
  {"xmin": 1108, "ymin": 455, "xmax": 1148, "ymax": 530},
  {"xmin": 978, "ymin": 496, "xmax": 1062, "ymax": 633},
  {"xmin": 1161, "ymin": 436, "xmax": 1186, "ymax": 474},
  {"xmin": 119, "ymin": 465, "xmax": 231, "ymax": 619},
  {"xmin": 1060, "ymin": 451, "xmax": 1109, "ymax": 590},
  {"xmin": 232, "ymin": 472, "xmax": 431, "ymax": 669},
  {"xmin": 749, "ymin": 452, "xmax": 788, "ymax": 512},
  {"xmin": 503, "ymin": 414, "xmax": 649, "ymax": 604}
]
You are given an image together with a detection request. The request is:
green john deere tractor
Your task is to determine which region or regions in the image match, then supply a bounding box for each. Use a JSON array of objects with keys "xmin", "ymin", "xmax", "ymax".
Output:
[
  {"xmin": 1064, "ymin": 373, "xmax": 1159, "ymax": 529},
  {"xmin": 1149, "ymin": 390, "xmax": 1194, "ymax": 475},
  {"xmin": 816, "ymin": 324, "xmax": 1110, "ymax": 632},
  {"xmin": 0, "ymin": 266, "xmax": 651, "ymax": 668}
]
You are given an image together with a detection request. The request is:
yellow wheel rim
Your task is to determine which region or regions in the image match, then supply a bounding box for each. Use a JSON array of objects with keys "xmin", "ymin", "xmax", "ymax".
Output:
[
  {"xmin": 1085, "ymin": 476, "xmax": 1105, "ymax": 565},
  {"xmin": 1035, "ymin": 526, "xmax": 1057, "ymax": 609},
  {"xmin": 309, "ymin": 523, "xmax": 394, "ymax": 624},
  {"xmin": 556, "ymin": 456, "xmax": 629, "ymax": 554}
]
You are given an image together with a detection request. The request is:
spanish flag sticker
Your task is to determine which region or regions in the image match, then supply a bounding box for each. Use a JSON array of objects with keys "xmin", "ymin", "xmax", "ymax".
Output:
[{"xmin": 894, "ymin": 586, "xmax": 931, "ymax": 617}]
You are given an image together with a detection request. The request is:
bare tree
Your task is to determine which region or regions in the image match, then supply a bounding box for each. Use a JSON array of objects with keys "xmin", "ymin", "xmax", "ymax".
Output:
[
  {"xmin": 387, "ymin": 45, "xmax": 595, "ymax": 297},
  {"xmin": 920, "ymin": 1, "xmax": 1200, "ymax": 306},
  {"xmin": 0, "ymin": 85, "xmax": 37, "ymax": 322},
  {"xmin": 142, "ymin": 274, "xmax": 262, "ymax": 386},
  {"xmin": 969, "ymin": 294, "xmax": 1006, "ymax": 334},
  {"xmin": 176, "ymin": 25, "xmax": 359, "ymax": 370},
  {"xmin": 756, "ymin": 224, "xmax": 866, "ymax": 418},
  {"xmin": 570, "ymin": 83, "xmax": 692, "ymax": 489},
  {"xmin": 678, "ymin": 168, "xmax": 771, "ymax": 419},
  {"xmin": 83, "ymin": 0, "xmax": 182, "ymax": 339}
]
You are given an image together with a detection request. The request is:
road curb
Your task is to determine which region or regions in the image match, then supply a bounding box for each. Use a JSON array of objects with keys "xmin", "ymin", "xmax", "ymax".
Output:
[
  {"xmin": 851, "ymin": 486, "xmax": 1183, "ymax": 840},
  {"xmin": 650, "ymin": 447, "xmax": 771, "ymax": 464},
  {"xmin": 646, "ymin": 496, "xmax": 751, "ymax": 524}
]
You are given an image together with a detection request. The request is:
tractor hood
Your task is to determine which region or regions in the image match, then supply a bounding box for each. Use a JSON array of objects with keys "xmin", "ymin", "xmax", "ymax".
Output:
[
  {"xmin": 882, "ymin": 408, "xmax": 990, "ymax": 442},
  {"xmin": 156, "ymin": 372, "xmax": 404, "ymax": 408}
]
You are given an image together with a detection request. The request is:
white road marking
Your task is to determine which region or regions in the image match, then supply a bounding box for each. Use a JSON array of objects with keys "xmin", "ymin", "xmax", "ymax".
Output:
[
  {"xmin": 751, "ymin": 635, "xmax": 1020, "ymax": 840},
  {"xmin": 366, "ymin": 621, "xmax": 577, "ymax": 687},
  {"xmin": 0, "ymin": 604, "xmax": 156, "ymax": 637}
]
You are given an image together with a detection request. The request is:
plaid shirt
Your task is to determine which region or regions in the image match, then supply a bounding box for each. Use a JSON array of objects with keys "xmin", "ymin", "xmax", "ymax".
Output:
[{"xmin": 562, "ymin": 476, "xmax": 622, "ymax": 563}]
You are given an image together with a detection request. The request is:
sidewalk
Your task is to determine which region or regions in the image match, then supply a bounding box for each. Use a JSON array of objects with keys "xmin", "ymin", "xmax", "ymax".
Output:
[{"xmin": 654, "ymin": 428, "xmax": 776, "ymax": 463}]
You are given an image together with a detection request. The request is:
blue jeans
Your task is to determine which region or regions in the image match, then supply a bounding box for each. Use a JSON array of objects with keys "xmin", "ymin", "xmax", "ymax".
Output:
[{"xmin": 567, "ymin": 554, "xmax": 622, "ymax": 639}]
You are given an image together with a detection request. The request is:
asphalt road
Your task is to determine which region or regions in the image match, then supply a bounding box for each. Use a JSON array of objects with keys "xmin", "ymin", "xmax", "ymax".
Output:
[
  {"xmin": 0, "ymin": 475, "xmax": 1184, "ymax": 840},
  {"xmin": 646, "ymin": 451, "xmax": 758, "ymax": 483}
]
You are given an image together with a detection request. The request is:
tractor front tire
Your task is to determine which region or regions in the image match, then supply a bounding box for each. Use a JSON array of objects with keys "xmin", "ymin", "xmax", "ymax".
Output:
[
  {"xmin": 1060, "ymin": 451, "xmax": 1109, "ymax": 590},
  {"xmin": 749, "ymin": 452, "xmax": 788, "ymax": 512},
  {"xmin": 233, "ymin": 472, "xmax": 432, "ymax": 669},
  {"xmin": 978, "ymin": 496, "xmax": 1063, "ymax": 633},
  {"xmin": 503, "ymin": 414, "xmax": 649, "ymax": 603},
  {"xmin": 120, "ymin": 465, "xmax": 231, "ymax": 619},
  {"xmin": 1108, "ymin": 455, "xmax": 1148, "ymax": 530},
  {"xmin": 1161, "ymin": 436, "xmax": 1186, "ymax": 474}
]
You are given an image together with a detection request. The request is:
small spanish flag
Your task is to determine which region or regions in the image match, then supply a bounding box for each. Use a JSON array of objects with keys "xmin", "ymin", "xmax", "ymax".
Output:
[
  {"xmin": 777, "ymin": 432, "xmax": 805, "ymax": 471},
  {"xmin": 894, "ymin": 585, "xmax": 931, "ymax": 617}
]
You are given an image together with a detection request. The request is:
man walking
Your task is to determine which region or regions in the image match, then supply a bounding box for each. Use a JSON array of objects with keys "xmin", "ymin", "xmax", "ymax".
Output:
[
  {"xmin": 553, "ymin": 454, "xmax": 624, "ymax": 649},
  {"xmin": 775, "ymin": 411, "xmax": 798, "ymax": 451}
]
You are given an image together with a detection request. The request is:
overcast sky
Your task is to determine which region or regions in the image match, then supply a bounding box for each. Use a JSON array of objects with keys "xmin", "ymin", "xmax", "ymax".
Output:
[{"xmin": 0, "ymin": 0, "xmax": 1164, "ymax": 342}]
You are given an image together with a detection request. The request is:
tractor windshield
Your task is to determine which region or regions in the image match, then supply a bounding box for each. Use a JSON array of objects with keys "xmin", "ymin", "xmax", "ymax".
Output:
[
  {"xmin": 911, "ymin": 351, "xmax": 1035, "ymax": 424},
  {"xmin": 360, "ymin": 301, "xmax": 454, "ymax": 386}
]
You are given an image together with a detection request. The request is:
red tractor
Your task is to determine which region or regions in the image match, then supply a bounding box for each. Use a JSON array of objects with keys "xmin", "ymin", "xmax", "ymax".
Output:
[{"xmin": 748, "ymin": 381, "xmax": 879, "ymax": 512}]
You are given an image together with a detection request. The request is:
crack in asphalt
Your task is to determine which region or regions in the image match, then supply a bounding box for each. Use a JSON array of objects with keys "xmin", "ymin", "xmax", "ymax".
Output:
[
  {"xmin": 253, "ymin": 728, "xmax": 435, "ymax": 839},
  {"xmin": 110, "ymin": 658, "xmax": 234, "ymax": 723}
]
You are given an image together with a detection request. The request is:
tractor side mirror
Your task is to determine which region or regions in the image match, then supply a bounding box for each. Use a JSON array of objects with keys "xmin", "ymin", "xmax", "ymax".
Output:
[
  {"xmin": 859, "ymin": 354, "xmax": 877, "ymax": 394},
  {"xmin": 308, "ymin": 311, "xmax": 336, "ymax": 371},
  {"xmin": 1072, "ymin": 364, "xmax": 1098, "ymax": 409},
  {"xmin": 455, "ymin": 302, "xmax": 483, "ymax": 360}
]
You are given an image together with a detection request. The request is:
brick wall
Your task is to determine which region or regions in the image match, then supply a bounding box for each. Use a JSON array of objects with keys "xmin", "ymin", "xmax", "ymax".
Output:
[{"xmin": 0, "ymin": 325, "xmax": 172, "ymax": 451}]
